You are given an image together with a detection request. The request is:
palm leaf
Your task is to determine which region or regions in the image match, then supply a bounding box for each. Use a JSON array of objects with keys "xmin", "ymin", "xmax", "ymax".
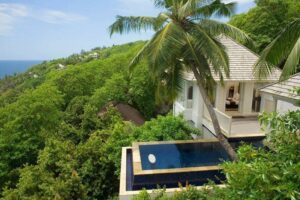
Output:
[
  {"xmin": 188, "ymin": 24, "xmax": 230, "ymax": 78},
  {"xmin": 199, "ymin": 19, "xmax": 253, "ymax": 46},
  {"xmin": 281, "ymin": 37, "xmax": 300, "ymax": 79},
  {"xmin": 146, "ymin": 22, "xmax": 185, "ymax": 72},
  {"xmin": 255, "ymin": 18, "xmax": 300, "ymax": 79},
  {"xmin": 178, "ymin": 0, "xmax": 201, "ymax": 19},
  {"xmin": 154, "ymin": 62, "xmax": 184, "ymax": 103},
  {"xmin": 195, "ymin": 0, "xmax": 236, "ymax": 18},
  {"xmin": 153, "ymin": 0, "xmax": 173, "ymax": 9},
  {"xmin": 109, "ymin": 15, "xmax": 166, "ymax": 36}
]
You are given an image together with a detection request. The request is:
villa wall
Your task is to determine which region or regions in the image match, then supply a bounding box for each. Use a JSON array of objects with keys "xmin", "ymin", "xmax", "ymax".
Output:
[
  {"xmin": 260, "ymin": 93, "xmax": 300, "ymax": 114},
  {"xmin": 276, "ymin": 99, "xmax": 300, "ymax": 114},
  {"xmin": 260, "ymin": 93, "xmax": 276, "ymax": 113},
  {"xmin": 191, "ymin": 82, "xmax": 205, "ymax": 128},
  {"xmin": 174, "ymin": 80, "xmax": 205, "ymax": 128}
]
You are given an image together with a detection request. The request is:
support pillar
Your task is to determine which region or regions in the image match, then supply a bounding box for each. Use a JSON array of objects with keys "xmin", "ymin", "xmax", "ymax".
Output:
[
  {"xmin": 239, "ymin": 82, "xmax": 254, "ymax": 115},
  {"xmin": 215, "ymin": 84, "xmax": 226, "ymax": 112}
]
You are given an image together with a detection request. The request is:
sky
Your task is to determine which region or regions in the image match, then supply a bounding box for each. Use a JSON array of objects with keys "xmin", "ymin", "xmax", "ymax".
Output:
[{"xmin": 0, "ymin": 0, "xmax": 255, "ymax": 60}]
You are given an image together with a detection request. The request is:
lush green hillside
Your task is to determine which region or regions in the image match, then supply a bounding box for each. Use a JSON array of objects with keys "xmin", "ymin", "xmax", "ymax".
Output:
[
  {"xmin": 1, "ymin": 0, "xmax": 300, "ymax": 198},
  {"xmin": 0, "ymin": 41, "xmax": 200, "ymax": 199}
]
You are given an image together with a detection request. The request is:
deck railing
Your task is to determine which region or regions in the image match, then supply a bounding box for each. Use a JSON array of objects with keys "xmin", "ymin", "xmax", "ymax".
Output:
[
  {"xmin": 214, "ymin": 109, "xmax": 232, "ymax": 135},
  {"xmin": 203, "ymin": 107, "xmax": 232, "ymax": 136}
]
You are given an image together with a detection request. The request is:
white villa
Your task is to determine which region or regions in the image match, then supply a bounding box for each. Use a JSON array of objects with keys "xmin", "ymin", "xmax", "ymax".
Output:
[
  {"xmin": 173, "ymin": 36, "xmax": 282, "ymax": 139},
  {"xmin": 260, "ymin": 73, "xmax": 300, "ymax": 114},
  {"xmin": 118, "ymin": 37, "xmax": 300, "ymax": 200}
]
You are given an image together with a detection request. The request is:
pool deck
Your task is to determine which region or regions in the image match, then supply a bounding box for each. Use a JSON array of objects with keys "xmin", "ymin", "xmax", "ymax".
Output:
[
  {"xmin": 229, "ymin": 119, "xmax": 264, "ymax": 138},
  {"xmin": 203, "ymin": 116, "xmax": 265, "ymax": 139}
]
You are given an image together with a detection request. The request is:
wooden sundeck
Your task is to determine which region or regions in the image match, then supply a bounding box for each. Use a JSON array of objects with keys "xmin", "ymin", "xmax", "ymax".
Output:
[
  {"xmin": 202, "ymin": 113, "xmax": 265, "ymax": 139},
  {"xmin": 228, "ymin": 118, "xmax": 264, "ymax": 138}
]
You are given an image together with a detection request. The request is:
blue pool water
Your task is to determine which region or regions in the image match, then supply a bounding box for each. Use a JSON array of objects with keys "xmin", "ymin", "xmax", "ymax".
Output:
[{"xmin": 139, "ymin": 142, "xmax": 230, "ymax": 170}]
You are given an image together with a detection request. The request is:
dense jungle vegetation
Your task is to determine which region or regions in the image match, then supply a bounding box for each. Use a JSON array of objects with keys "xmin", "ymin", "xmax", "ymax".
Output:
[
  {"xmin": 0, "ymin": 0, "xmax": 299, "ymax": 199},
  {"xmin": 0, "ymin": 42, "xmax": 201, "ymax": 199}
]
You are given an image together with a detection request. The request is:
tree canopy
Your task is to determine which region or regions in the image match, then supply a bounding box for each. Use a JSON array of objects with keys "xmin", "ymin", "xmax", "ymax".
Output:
[
  {"xmin": 0, "ymin": 41, "xmax": 200, "ymax": 199},
  {"xmin": 229, "ymin": 0, "xmax": 300, "ymax": 52}
]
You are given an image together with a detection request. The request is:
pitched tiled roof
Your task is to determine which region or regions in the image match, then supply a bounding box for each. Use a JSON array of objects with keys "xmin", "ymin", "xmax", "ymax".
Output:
[
  {"xmin": 260, "ymin": 73, "xmax": 300, "ymax": 100},
  {"xmin": 183, "ymin": 36, "xmax": 282, "ymax": 82}
]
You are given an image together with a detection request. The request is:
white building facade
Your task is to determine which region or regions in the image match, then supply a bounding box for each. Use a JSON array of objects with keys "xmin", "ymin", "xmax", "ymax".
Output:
[
  {"xmin": 260, "ymin": 73, "xmax": 300, "ymax": 114},
  {"xmin": 174, "ymin": 37, "xmax": 282, "ymax": 139}
]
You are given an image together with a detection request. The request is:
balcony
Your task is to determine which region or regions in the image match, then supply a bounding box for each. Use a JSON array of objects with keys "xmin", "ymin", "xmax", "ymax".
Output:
[{"xmin": 202, "ymin": 108, "xmax": 264, "ymax": 138}]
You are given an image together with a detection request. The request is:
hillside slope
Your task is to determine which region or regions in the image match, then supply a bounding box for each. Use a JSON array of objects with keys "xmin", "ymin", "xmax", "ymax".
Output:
[{"xmin": 0, "ymin": 41, "xmax": 157, "ymax": 196}]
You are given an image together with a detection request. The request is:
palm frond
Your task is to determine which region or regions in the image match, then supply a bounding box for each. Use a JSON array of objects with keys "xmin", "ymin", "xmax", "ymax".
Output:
[
  {"xmin": 109, "ymin": 15, "xmax": 166, "ymax": 36},
  {"xmin": 187, "ymin": 24, "xmax": 230, "ymax": 79},
  {"xmin": 146, "ymin": 22, "xmax": 185, "ymax": 72},
  {"xmin": 281, "ymin": 37, "xmax": 300, "ymax": 79},
  {"xmin": 153, "ymin": 0, "xmax": 173, "ymax": 9},
  {"xmin": 178, "ymin": 0, "xmax": 200, "ymax": 19},
  {"xmin": 255, "ymin": 18, "xmax": 300, "ymax": 79},
  {"xmin": 129, "ymin": 39, "xmax": 153, "ymax": 71},
  {"xmin": 129, "ymin": 21, "xmax": 185, "ymax": 74},
  {"xmin": 199, "ymin": 19, "xmax": 253, "ymax": 46},
  {"xmin": 196, "ymin": 0, "xmax": 236, "ymax": 18},
  {"xmin": 154, "ymin": 62, "xmax": 184, "ymax": 104}
]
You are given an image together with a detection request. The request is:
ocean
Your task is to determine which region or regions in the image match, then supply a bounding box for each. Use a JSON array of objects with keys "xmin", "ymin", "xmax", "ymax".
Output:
[{"xmin": 0, "ymin": 60, "xmax": 44, "ymax": 79}]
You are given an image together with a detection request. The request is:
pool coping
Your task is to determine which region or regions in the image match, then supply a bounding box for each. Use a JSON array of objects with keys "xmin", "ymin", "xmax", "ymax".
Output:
[
  {"xmin": 120, "ymin": 147, "xmax": 226, "ymax": 200},
  {"xmin": 132, "ymin": 139, "xmax": 223, "ymax": 175}
]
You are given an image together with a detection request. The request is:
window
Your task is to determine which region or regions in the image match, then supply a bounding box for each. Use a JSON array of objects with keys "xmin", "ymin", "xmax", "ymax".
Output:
[{"xmin": 187, "ymin": 86, "xmax": 193, "ymax": 100}]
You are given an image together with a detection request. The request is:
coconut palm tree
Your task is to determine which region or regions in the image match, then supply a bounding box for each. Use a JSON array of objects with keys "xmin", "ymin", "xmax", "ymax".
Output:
[
  {"xmin": 109, "ymin": 0, "xmax": 252, "ymax": 161},
  {"xmin": 255, "ymin": 18, "xmax": 300, "ymax": 79}
]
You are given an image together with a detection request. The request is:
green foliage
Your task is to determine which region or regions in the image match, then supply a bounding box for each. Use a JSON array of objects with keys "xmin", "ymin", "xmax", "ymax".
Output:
[
  {"xmin": 65, "ymin": 95, "xmax": 90, "ymax": 127},
  {"xmin": 132, "ymin": 186, "xmax": 210, "ymax": 200},
  {"xmin": 254, "ymin": 18, "xmax": 300, "ymax": 79},
  {"xmin": 102, "ymin": 122, "xmax": 135, "ymax": 175},
  {"xmin": 1, "ymin": 98, "xmax": 195, "ymax": 199},
  {"xmin": 0, "ymin": 41, "xmax": 163, "ymax": 198},
  {"xmin": 89, "ymin": 73, "xmax": 130, "ymax": 109},
  {"xmin": 50, "ymin": 65, "xmax": 102, "ymax": 105},
  {"xmin": 0, "ymin": 84, "xmax": 63, "ymax": 190},
  {"xmin": 230, "ymin": 0, "xmax": 300, "ymax": 52},
  {"xmin": 133, "ymin": 115, "xmax": 200, "ymax": 141},
  {"xmin": 2, "ymin": 139, "xmax": 87, "ymax": 200},
  {"xmin": 129, "ymin": 64, "xmax": 156, "ymax": 118},
  {"xmin": 76, "ymin": 132, "xmax": 119, "ymax": 198}
]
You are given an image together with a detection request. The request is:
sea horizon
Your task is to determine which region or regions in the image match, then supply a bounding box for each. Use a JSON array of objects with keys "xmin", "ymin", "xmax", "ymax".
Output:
[{"xmin": 0, "ymin": 60, "xmax": 44, "ymax": 79}]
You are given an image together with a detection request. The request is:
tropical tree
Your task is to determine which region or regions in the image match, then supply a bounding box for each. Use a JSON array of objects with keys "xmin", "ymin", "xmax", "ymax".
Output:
[
  {"xmin": 109, "ymin": 0, "xmax": 252, "ymax": 160},
  {"xmin": 255, "ymin": 18, "xmax": 300, "ymax": 79}
]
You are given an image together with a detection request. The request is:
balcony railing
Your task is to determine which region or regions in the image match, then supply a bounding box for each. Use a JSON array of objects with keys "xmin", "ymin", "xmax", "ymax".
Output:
[
  {"xmin": 203, "ymin": 107, "xmax": 264, "ymax": 137},
  {"xmin": 203, "ymin": 107, "xmax": 232, "ymax": 135}
]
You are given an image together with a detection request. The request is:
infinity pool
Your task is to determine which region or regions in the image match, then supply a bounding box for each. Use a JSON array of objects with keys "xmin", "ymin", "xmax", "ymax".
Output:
[
  {"xmin": 122, "ymin": 138, "xmax": 264, "ymax": 192},
  {"xmin": 139, "ymin": 142, "xmax": 230, "ymax": 170}
]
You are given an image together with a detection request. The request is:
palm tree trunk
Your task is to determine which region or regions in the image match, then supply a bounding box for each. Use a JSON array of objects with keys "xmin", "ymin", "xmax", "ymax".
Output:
[{"xmin": 190, "ymin": 66, "xmax": 238, "ymax": 161}]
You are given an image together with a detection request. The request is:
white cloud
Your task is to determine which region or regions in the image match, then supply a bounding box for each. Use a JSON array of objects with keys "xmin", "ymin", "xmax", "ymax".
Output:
[
  {"xmin": 0, "ymin": 3, "xmax": 28, "ymax": 17},
  {"xmin": 39, "ymin": 10, "xmax": 87, "ymax": 24},
  {"xmin": 0, "ymin": 3, "xmax": 28, "ymax": 36},
  {"xmin": 0, "ymin": 3, "xmax": 87, "ymax": 35}
]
